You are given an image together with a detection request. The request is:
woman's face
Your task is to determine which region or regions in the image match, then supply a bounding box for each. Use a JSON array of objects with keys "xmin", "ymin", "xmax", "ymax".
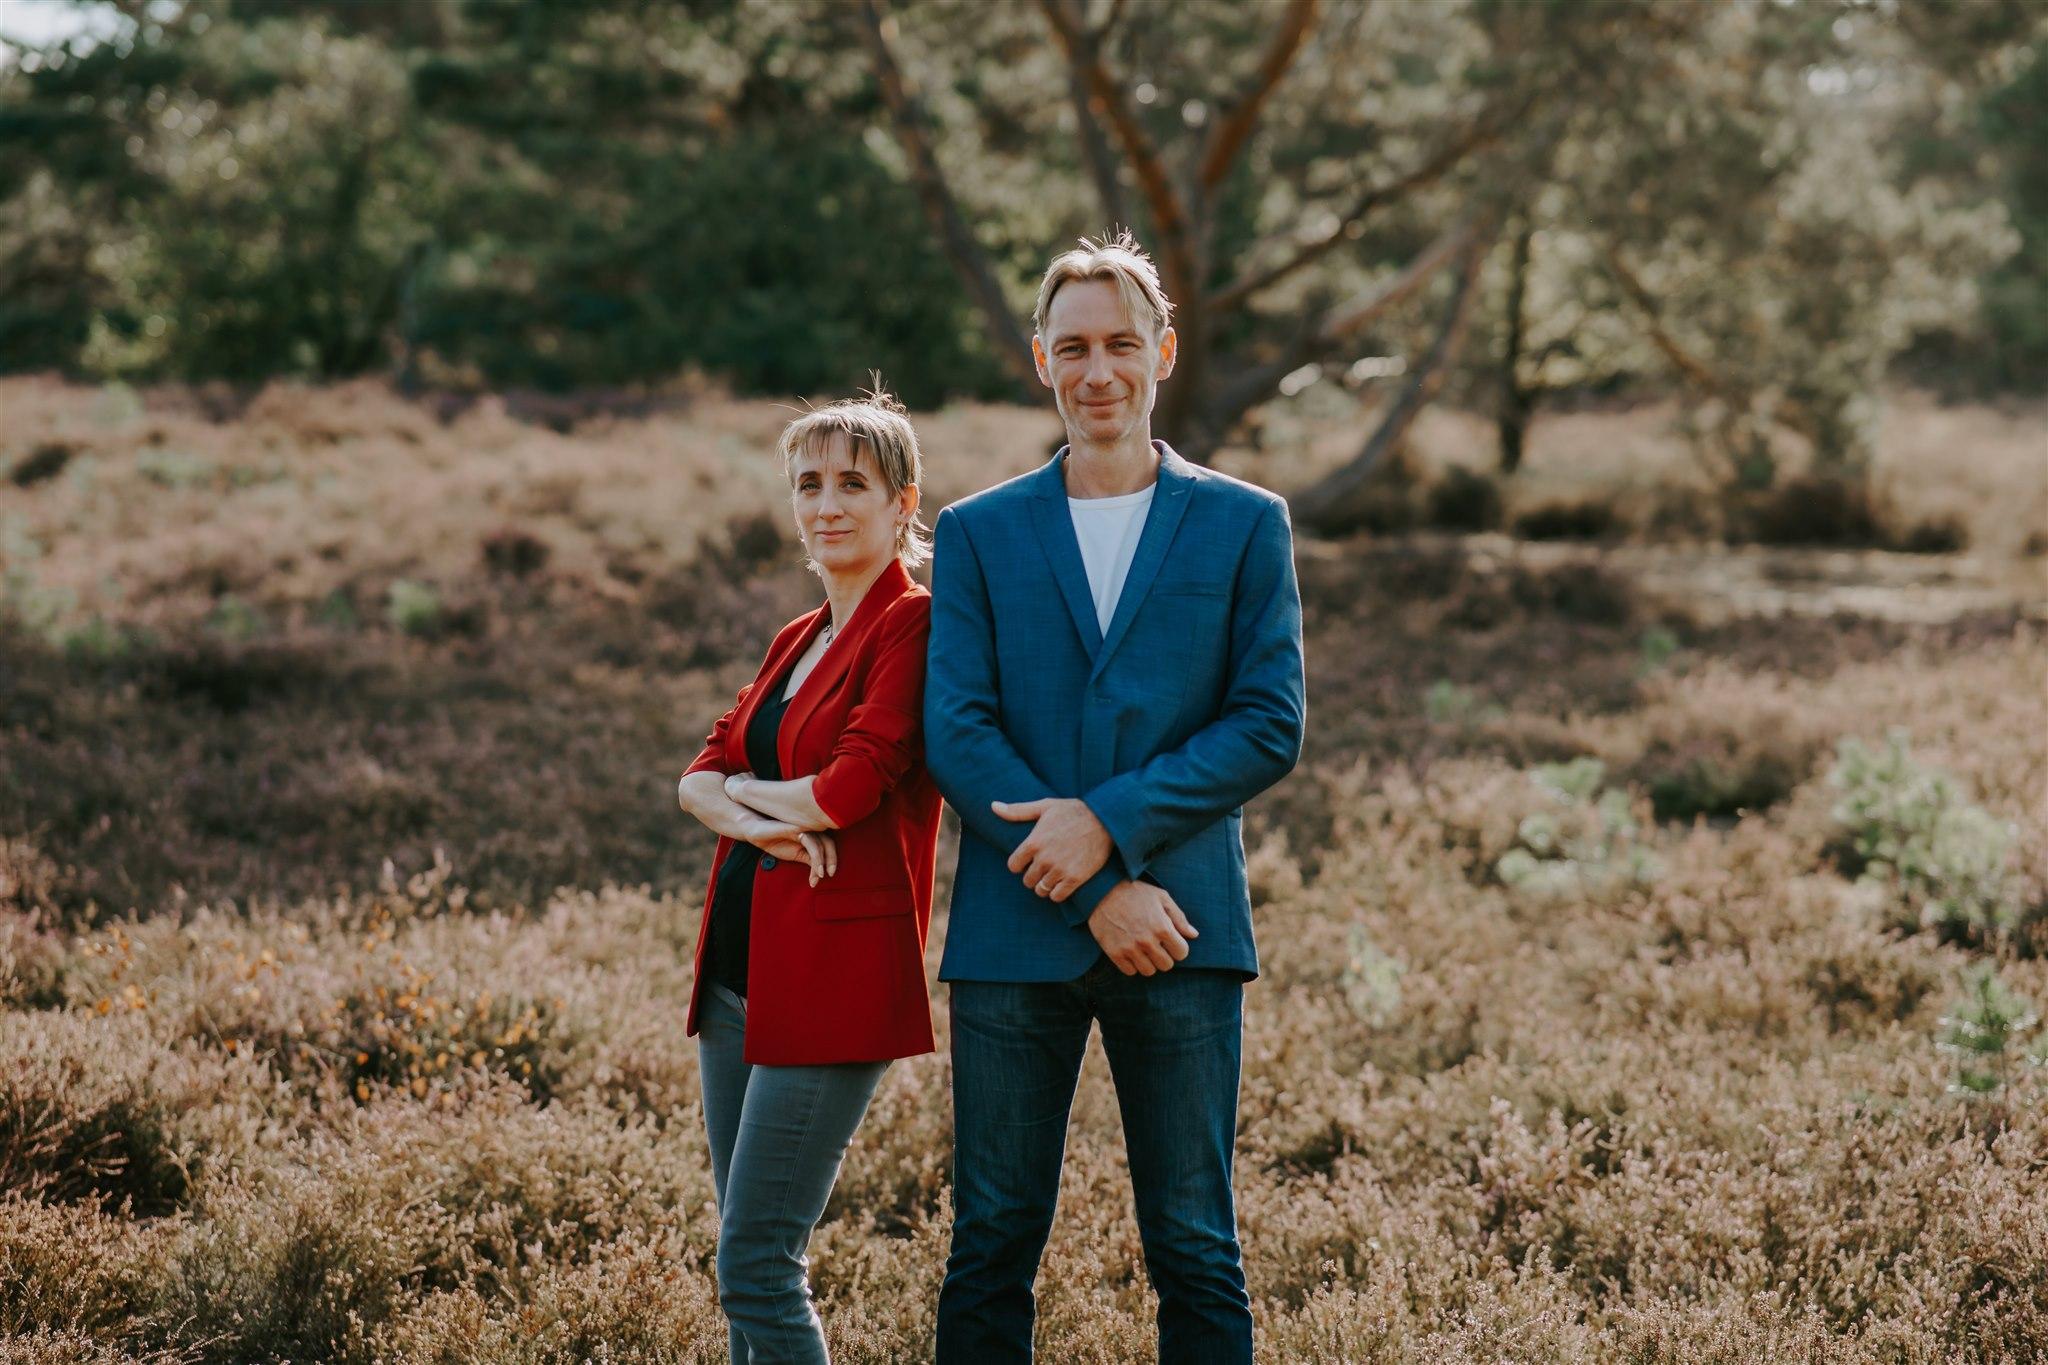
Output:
[{"xmin": 790, "ymin": 433, "xmax": 915, "ymax": 579}]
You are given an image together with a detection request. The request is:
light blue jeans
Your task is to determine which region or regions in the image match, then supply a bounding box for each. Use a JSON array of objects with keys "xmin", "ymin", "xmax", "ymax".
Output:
[{"xmin": 696, "ymin": 982, "xmax": 887, "ymax": 1364}]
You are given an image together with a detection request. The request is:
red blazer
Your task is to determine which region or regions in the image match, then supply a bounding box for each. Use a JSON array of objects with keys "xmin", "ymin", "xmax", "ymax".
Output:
[{"xmin": 681, "ymin": 559, "xmax": 940, "ymax": 1065}]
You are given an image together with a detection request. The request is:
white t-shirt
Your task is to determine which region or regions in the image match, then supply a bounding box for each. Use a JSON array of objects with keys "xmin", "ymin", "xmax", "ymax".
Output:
[{"xmin": 1068, "ymin": 483, "xmax": 1156, "ymax": 634}]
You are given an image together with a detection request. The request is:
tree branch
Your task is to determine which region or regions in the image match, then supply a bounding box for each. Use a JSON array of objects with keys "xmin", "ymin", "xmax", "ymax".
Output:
[
  {"xmin": 1197, "ymin": 0, "xmax": 1320, "ymax": 193},
  {"xmin": 856, "ymin": 0, "xmax": 1039, "ymax": 394},
  {"xmin": 1210, "ymin": 96, "xmax": 1521, "ymax": 313},
  {"xmin": 1062, "ymin": 24, "xmax": 1131, "ymax": 229},
  {"xmin": 1603, "ymin": 245, "xmax": 1728, "ymax": 398},
  {"xmin": 1290, "ymin": 225, "xmax": 1494, "ymax": 534},
  {"xmin": 1205, "ymin": 210, "xmax": 1489, "ymax": 440},
  {"xmin": 1035, "ymin": 0, "xmax": 1199, "ymax": 304}
]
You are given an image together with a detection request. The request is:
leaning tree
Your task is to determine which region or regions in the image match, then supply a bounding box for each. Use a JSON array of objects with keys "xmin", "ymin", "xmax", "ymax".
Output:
[
  {"xmin": 853, "ymin": 0, "xmax": 1702, "ymax": 530},
  {"xmin": 852, "ymin": 0, "xmax": 2036, "ymax": 530}
]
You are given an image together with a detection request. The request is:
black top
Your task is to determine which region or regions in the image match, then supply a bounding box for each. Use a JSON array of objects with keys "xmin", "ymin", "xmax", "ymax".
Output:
[{"xmin": 703, "ymin": 667, "xmax": 797, "ymax": 999}]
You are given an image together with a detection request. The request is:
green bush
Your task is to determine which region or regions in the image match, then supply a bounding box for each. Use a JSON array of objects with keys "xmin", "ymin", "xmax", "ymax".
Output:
[
  {"xmin": 1494, "ymin": 759, "xmax": 1661, "ymax": 902},
  {"xmin": 1827, "ymin": 731, "xmax": 2017, "ymax": 939},
  {"xmin": 386, "ymin": 581, "xmax": 442, "ymax": 638},
  {"xmin": 1937, "ymin": 966, "xmax": 2039, "ymax": 1098}
]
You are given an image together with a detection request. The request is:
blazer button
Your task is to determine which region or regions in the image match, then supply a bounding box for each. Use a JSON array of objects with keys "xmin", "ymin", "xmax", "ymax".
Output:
[{"xmin": 760, "ymin": 855, "xmax": 778, "ymax": 870}]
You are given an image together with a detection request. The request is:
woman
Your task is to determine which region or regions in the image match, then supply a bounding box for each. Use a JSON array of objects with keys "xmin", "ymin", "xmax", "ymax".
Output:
[{"xmin": 675, "ymin": 387, "xmax": 941, "ymax": 1364}]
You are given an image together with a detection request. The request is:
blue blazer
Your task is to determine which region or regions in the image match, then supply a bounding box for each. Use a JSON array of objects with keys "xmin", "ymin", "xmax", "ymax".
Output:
[{"xmin": 925, "ymin": 441, "xmax": 1306, "ymax": 982}]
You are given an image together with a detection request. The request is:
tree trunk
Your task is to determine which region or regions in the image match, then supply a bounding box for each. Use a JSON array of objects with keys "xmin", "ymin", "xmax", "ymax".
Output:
[
  {"xmin": 1498, "ymin": 216, "xmax": 1535, "ymax": 475},
  {"xmin": 1289, "ymin": 229, "xmax": 1491, "ymax": 535}
]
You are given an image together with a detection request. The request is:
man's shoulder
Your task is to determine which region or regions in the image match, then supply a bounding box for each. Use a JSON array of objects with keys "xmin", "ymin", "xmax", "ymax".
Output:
[
  {"xmin": 1182, "ymin": 462, "xmax": 1289, "ymax": 523},
  {"xmin": 941, "ymin": 463, "xmax": 1049, "ymax": 526}
]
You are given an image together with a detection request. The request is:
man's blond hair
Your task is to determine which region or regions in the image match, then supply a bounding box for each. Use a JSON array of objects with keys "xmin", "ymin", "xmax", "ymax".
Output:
[
  {"xmin": 1033, "ymin": 230, "xmax": 1174, "ymax": 345},
  {"xmin": 778, "ymin": 383, "xmax": 932, "ymax": 570}
]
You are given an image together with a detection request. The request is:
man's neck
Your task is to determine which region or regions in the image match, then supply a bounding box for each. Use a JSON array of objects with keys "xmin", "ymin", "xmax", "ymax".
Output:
[{"xmin": 1062, "ymin": 432, "xmax": 1160, "ymax": 500}]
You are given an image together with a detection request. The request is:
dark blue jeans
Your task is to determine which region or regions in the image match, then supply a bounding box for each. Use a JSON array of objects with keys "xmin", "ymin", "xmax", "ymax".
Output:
[{"xmin": 936, "ymin": 958, "xmax": 1252, "ymax": 1364}]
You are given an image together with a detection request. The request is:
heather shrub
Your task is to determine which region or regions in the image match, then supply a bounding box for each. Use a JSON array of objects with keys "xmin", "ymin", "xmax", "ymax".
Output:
[
  {"xmin": 0, "ymin": 1330, "xmax": 192, "ymax": 1365},
  {"xmin": 1, "ymin": 381, "xmax": 2045, "ymax": 1361},
  {"xmin": 1512, "ymin": 499, "xmax": 1621, "ymax": 542},
  {"xmin": 0, "ymin": 1197, "xmax": 161, "ymax": 1339},
  {"xmin": 1828, "ymin": 731, "xmax": 2018, "ymax": 939},
  {"xmin": 1631, "ymin": 701, "xmax": 1827, "ymax": 822},
  {"xmin": 369, "ymin": 1233, "xmax": 726, "ymax": 1363},
  {"xmin": 137, "ymin": 1161, "xmax": 427, "ymax": 1365},
  {"xmin": 0, "ymin": 1011, "xmax": 214, "ymax": 1215},
  {"xmin": 1424, "ymin": 466, "xmax": 1503, "ymax": 531},
  {"xmin": 0, "ymin": 907, "xmax": 65, "ymax": 1007}
]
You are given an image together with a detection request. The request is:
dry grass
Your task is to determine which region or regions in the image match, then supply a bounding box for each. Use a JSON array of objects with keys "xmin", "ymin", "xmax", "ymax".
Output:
[{"xmin": 2, "ymin": 376, "xmax": 2045, "ymax": 1362}]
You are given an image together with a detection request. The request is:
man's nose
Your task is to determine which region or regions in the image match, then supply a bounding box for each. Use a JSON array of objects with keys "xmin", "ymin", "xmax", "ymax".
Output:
[{"xmin": 1084, "ymin": 349, "xmax": 1115, "ymax": 386}]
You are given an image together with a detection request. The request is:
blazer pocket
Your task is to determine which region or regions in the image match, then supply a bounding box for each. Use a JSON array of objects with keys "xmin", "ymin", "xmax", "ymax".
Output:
[{"xmin": 811, "ymin": 884, "xmax": 914, "ymax": 921}]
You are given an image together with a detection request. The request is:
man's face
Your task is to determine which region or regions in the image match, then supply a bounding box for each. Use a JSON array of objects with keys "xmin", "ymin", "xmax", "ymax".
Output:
[{"xmin": 1033, "ymin": 279, "xmax": 1176, "ymax": 449}]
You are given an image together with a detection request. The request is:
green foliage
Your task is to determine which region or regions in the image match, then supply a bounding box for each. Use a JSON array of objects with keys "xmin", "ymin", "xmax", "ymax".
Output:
[
  {"xmin": 1937, "ymin": 966, "xmax": 2039, "ymax": 1097},
  {"xmin": 385, "ymin": 580, "xmax": 441, "ymax": 637},
  {"xmin": 1494, "ymin": 758, "xmax": 1661, "ymax": 901},
  {"xmin": 1340, "ymin": 925, "xmax": 1405, "ymax": 1026},
  {"xmin": 414, "ymin": 124, "xmax": 1009, "ymax": 404},
  {"xmin": 1971, "ymin": 37, "xmax": 2048, "ymax": 388},
  {"xmin": 1828, "ymin": 731, "xmax": 2017, "ymax": 937},
  {"xmin": 206, "ymin": 596, "xmax": 263, "ymax": 642},
  {"xmin": 1425, "ymin": 679, "xmax": 1502, "ymax": 727},
  {"xmin": 1637, "ymin": 626, "xmax": 1680, "ymax": 674},
  {"xmin": 133, "ymin": 448, "xmax": 212, "ymax": 489}
]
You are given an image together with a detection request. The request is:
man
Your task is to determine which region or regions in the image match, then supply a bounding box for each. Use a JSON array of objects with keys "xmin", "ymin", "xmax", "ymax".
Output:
[{"xmin": 924, "ymin": 232, "xmax": 1306, "ymax": 1364}]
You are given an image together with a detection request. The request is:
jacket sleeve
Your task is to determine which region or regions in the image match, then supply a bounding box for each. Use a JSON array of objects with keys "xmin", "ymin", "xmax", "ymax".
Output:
[
  {"xmin": 682, "ymin": 682, "xmax": 754, "ymax": 780},
  {"xmin": 809, "ymin": 594, "xmax": 932, "ymax": 829},
  {"xmin": 1081, "ymin": 497, "xmax": 1306, "ymax": 883},
  {"xmin": 925, "ymin": 506, "xmax": 1128, "ymax": 926}
]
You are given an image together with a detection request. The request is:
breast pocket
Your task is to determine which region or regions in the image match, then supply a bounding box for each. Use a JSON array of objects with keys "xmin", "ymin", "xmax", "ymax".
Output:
[{"xmin": 1141, "ymin": 586, "xmax": 1231, "ymax": 716}]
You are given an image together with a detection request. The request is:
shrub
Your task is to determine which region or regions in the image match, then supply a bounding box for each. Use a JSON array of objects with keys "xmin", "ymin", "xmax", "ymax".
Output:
[
  {"xmin": 1827, "ymin": 731, "xmax": 2017, "ymax": 939},
  {"xmin": 479, "ymin": 527, "xmax": 550, "ymax": 579},
  {"xmin": 0, "ymin": 1012, "xmax": 203, "ymax": 1216},
  {"xmin": 1730, "ymin": 475, "xmax": 1884, "ymax": 547},
  {"xmin": 9, "ymin": 442, "xmax": 73, "ymax": 488},
  {"xmin": 1493, "ymin": 759, "xmax": 1662, "ymax": 902},
  {"xmin": 133, "ymin": 450, "xmax": 215, "ymax": 490},
  {"xmin": 1425, "ymin": 466, "xmax": 1503, "ymax": 532},
  {"xmin": 1937, "ymin": 966, "xmax": 2039, "ymax": 1098},
  {"xmin": 1514, "ymin": 500, "xmax": 1620, "ymax": 542},
  {"xmin": 1894, "ymin": 516, "xmax": 1969, "ymax": 554},
  {"xmin": 387, "ymin": 580, "xmax": 443, "ymax": 637}
]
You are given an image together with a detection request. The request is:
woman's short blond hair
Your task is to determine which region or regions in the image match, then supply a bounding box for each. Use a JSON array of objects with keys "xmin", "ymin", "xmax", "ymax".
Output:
[
  {"xmin": 1033, "ymin": 230, "xmax": 1175, "ymax": 344},
  {"xmin": 778, "ymin": 384, "xmax": 932, "ymax": 570}
]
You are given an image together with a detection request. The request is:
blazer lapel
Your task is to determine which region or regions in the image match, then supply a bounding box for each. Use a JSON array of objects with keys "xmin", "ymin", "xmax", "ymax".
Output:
[
  {"xmin": 1029, "ymin": 450, "xmax": 1103, "ymax": 658},
  {"xmin": 728, "ymin": 606, "xmax": 825, "ymax": 770},
  {"xmin": 778, "ymin": 559, "xmax": 913, "ymax": 775},
  {"xmin": 1090, "ymin": 441, "xmax": 1195, "ymax": 680}
]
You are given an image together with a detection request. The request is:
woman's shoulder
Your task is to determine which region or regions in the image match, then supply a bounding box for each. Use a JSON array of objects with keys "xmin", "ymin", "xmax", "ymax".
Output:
[
  {"xmin": 873, "ymin": 581, "xmax": 932, "ymax": 637},
  {"xmin": 766, "ymin": 606, "xmax": 826, "ymax": 652}
]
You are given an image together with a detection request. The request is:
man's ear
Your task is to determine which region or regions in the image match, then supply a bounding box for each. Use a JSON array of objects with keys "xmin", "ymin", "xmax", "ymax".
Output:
[
  {"xmin": 1031, "ymin": 335, "xmax": 1054, "ymax": 388},
  {"xmin": 1155, "ymin": 326, "xmax": 1178, "ymax": 381}
]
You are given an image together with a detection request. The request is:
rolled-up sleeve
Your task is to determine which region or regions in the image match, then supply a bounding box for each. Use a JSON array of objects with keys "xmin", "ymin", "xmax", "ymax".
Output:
[{"xmin": 810, "ymin": 595, "xmax": 931, "ymax": 829}]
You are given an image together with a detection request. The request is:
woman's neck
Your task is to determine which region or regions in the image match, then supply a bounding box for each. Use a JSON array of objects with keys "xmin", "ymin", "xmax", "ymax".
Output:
[{"xmin": 819, "ymin": 557, "xmax": 893, "ymax": 636}]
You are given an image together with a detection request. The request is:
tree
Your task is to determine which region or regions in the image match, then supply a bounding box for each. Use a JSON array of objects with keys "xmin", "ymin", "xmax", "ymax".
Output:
[{"xmin": 854, "ymin": 0, "xmax": 1699, "ymax": 519}]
